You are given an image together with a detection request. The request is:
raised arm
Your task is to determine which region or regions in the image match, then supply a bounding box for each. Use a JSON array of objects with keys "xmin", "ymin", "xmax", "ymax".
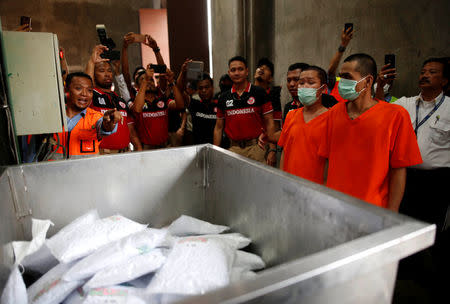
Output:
[
  {"xmin": 167, "ymin": 69, "xmax": 185, "ymax": 110},
  {"xmin": 328, "ymin": 27, "xmax": 353, "ymax": 77},
  {"xmin": 85, "ymin": 45, "xmax": 109, "ymax": 82},
  {"xmin": 130, "ymin": 66, "xmax": 154, "ymax": 113}
]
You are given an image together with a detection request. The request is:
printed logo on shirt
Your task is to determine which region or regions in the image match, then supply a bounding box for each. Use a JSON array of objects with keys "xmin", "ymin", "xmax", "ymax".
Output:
[
  {"xmin": 98, "ymin": 97, "xmax": 106, "ymax": 105},
  {"xmin": 226, "ymin": 108, "xmax": 255, "ymax": 116},
  {"xmin": 247, "ymin": 97, "xmax": 255, "ymax": 105},
  {"xmin": 143, "ymin": 111, "xmax": 166, "ymax": 118},
  {"xmin": 226, "ymin": 100, "xmax": 234, "ymax": 107},
  {"xmin": 195, "ymin": 112, "xmax": 216, "ymax": 119},
  {"xmin": 119, "ymin": 101, "xmax": 126, "ymax": 109},
  {"xmin": 157, "ymin": 101, "xmax": 165, "ymax": 109}
]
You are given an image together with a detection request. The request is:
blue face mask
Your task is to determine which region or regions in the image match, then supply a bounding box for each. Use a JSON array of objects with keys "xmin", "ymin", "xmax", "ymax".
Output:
[
  {"xmin": 338, "ymin": 76, "xmax": 368, "ymax": 101},
  {"xmin": 297, "ymin": 85, "xmax": 324, "ymax": 106}
]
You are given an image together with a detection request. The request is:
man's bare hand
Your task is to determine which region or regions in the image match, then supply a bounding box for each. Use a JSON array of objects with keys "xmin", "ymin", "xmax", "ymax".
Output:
[
  {"xmin": 90, "ymin": 45, "xmax": 109, "ymax": 64},
  {"xmin": 258, "ymin": 130, "xmax": 268, "ymax": 150},
  {"xmin": 166, "ymin": 69, "xmax": 175, "ymax": 84},
  {"xmin": 15, "ymin": 24, "xmax": 31, "ymax": 32},
  {"xmin": 102, "ymin": 108, "xmax": 123, "ymax": 131},
  {"xmin": 341, "ymin": 27, "xmax": 353, "ymax": 47},
  {"xmin": 111, "ymin": 60, "xmax": 121, "ymax": 74},
  {"xmin": 266, "ymin": 151, "xmax": 277, "ymax": 167},
  {"xmin": 124, "ymin": 32, "xmax": 146, "ymax": 45},
  {"xmin": 181, "ymin": 59, "xmax": 193, "ymax": 74},
  {"xmin": 146, "ymin": 35, "xmax": 158, "ymax": 50},
  {"xmin": 145, "ymin": 64, "xmax": 155, "ymax": 81},
  {"xmin": 377, "ymin": 64, "xmax": 397, "ymax": 86}
]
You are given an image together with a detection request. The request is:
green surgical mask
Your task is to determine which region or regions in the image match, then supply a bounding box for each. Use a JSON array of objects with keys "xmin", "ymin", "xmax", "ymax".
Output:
[
  {"xmin": 297, "ymin": 85, "xmax": 324, "ymax": 106},
  {"xmin": 338, "ymin": 76, "xmax": 368, "ymax": 101}
]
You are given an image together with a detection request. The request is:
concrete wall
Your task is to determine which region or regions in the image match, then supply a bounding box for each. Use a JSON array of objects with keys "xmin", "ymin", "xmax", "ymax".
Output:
[
  {"xmin": 0, "ymin": 0, "xmax": 154, "ymax": 73},
  {"xmin": 211, "ymin": 0, "xmax": 450, "ymax": 106}
]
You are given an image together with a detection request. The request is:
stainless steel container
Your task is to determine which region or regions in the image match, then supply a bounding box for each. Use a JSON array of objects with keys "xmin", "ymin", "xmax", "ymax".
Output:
[{"xmin": 0, "ymin": 145, "xmax": 435, "ymax": 303}]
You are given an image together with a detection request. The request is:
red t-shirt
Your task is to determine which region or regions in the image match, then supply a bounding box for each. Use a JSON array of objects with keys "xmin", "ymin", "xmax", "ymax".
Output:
[
  {"xmin": 318, "ymin": 101, "xmax": 422, "ymax": 208},
  {"xmin": 217, "ymin": 83, "xmax": 273, "ymax": 141},
  {"xmin": 133, "ymin": 96, "xmax": 173, "ymax": 146},
  {"xmin": 278, "ymin": 108, "xmax": 328, "ymax": 184},
  {"xmin": 90, "ymin": 88, "xmax": 133, "ymax": 149}
]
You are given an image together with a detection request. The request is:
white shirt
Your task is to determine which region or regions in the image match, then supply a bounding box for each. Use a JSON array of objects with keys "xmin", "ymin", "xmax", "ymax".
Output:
[{"xmin": 393, "ymin": 92, "xmax": 450, "ymax": 169}]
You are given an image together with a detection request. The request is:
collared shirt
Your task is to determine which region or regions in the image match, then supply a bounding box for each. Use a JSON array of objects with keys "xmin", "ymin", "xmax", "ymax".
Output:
[
  {"xmin": 66, "ymin": 108, "xmax": 117, "ymax": 137},
  {"xmin": 394, "ymin": 92, "xmax": 450, "ymax": 169},
  {"xmin": 217, "ymin": 82, "xmax": 273, "ymax": 141}
]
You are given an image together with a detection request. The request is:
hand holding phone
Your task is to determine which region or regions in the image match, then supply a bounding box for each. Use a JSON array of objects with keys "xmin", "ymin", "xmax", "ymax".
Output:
[
  {"xmin": 384, "ymin": 54, "xmax": 395, "ymax": 69},
  {"xmin": 344, "ymin": 23, "xmax": 353, "ymax": 33},
  {"xmin": 150, "ymin": 64, "xmax": 167, "ymax": 74},
  {"xmin": 186, "ymin": 61, "xmax": 204, "ymax": 81}
]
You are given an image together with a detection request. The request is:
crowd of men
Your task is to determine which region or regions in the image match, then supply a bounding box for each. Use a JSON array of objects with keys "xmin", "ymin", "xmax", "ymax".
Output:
[{"xmin": 16, "ymin": 24, "xmax": 448, "ymax": 302}]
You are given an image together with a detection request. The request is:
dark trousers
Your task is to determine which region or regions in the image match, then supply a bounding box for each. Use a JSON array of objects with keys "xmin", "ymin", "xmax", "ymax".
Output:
[{"xmin": 394, "ymin": 167, "xmax": 449, "ymax": 303}]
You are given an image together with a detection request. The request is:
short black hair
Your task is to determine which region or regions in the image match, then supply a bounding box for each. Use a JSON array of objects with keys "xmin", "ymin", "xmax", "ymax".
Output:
[
  {"xmin": 302, "ymin": 66, "xmax": 328, "ymax": 85},
  {"xmin": 65, "ymin": 72, "xmax": 93, "ymax": 89},
  {"xmin": 343, "ymin": 53, "xmax": 377, "ymax": 80},
  {"xmin": 257, "ymin": 57, "xmax": 274, "ymax": 76},
  {"xmin": 198, "ymin": 72, "xmax": 213, "ymax": 86},
  {"xmin": 219, "ymin": 74, "xmax": 231, "ymax": 83},
  {"xmin": 423, "ymin": 57, "xmax": 449, "ymax": 80},
  {"xmin": 228, "ymin": 56, "xmax": 247, "ymax": 67},
  {"xmin": 288, "ymin": 62, "xmax": 310, "ymax": 72}
]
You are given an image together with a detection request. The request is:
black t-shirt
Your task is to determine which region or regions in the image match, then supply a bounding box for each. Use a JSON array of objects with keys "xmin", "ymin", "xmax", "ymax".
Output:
[{"xmin": 188, "ymin": 97, "xmax": 218, "ymax": 144}]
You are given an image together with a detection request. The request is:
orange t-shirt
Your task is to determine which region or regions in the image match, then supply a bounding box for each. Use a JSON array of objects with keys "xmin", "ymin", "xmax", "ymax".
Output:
[
  {"xmin": 330, "ymin": 78, "xmax": 346, "ymax": 103},
  {"xmin": 278, "ymin": 108, "xmax": 328, "ymax": 184},
  {"xmin": 318, "ymin": 101, "xmax": 422, "ymax": 208}
]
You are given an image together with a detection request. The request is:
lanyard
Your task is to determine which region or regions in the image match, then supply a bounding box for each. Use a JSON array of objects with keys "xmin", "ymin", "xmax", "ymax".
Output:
[{"xmin": 415, "ymin": 95, "xmax": 445, "ymax": 134}]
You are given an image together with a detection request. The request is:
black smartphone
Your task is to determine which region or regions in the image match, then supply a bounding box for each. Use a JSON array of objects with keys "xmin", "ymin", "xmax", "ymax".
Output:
[
  {"xmin": 344, "ymin": 23, "xmax": 353, "ymax": 32},
  {"xmin": 150, "ymin": 64, "xmax": 167, "ymax": 74},
  {"xmin": 385, "ymin": 54, "xmax": 396, "ymax": 69},
  {"xmin": 20, "ymin": 16, "xmax": 31, "ymax": 27}
]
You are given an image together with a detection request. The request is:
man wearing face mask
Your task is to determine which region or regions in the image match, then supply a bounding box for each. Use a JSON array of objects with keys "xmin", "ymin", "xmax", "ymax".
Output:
[
  {"xmin": 317, "ymin": 53, "xmax": 422, "ymax": 211},
  {"xmin": 278, "ymin": 66, "xmax": 329, "ymax": 183}
]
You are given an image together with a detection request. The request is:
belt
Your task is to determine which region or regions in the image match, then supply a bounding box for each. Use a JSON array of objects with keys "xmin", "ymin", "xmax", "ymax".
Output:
[{"xmin": 230, "ymin": 138, "xmax": 258, "ymax": 149}]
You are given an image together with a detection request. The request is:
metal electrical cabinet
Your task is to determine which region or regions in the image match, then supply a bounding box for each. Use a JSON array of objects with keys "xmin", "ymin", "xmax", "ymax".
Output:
[{"xmin": 1, "ymin": 31, "xmax": 66, "ymax": 136}]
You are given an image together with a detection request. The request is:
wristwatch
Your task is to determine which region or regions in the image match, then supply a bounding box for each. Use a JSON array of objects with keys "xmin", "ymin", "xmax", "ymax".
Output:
[
  {"xmin": 338, "ymin": 45, "xmax": 346, "ymax": 53},
  {"xmin": 268, "ymin": 149, "xmax": 277, "ymax": 153},
  {"xmin": 153, "ymin": 46, "xmax": 160, "ymax": 53}
]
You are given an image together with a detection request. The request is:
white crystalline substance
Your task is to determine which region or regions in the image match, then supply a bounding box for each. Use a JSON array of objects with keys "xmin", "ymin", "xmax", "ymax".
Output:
[
  {"xmin": 63, "ymin": 228, "xmax": 166, "ymax": 281},
  {"xmin": 27, "ymin": 261, "xmax": 83, "ymax": 304},
  {"xmin": 146, "ymin": 236, "xmax": 235, "ymax": 295},
  {"xmin": 46, "ymin": 215, "xmax": 147, "ymax": 263},
  {"xmin": 83, "ymin": 248, "xmax": 168, "ymax": 291},
  {"xmin": 167, "ymin": 215, "xmax": 229, "ymax": 236}
]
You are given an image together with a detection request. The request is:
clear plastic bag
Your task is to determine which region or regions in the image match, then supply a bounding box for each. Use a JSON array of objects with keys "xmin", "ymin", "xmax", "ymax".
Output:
[
  {"xmin": 27, "ymin": 261, "xmax": 83, "ymax": 304},
  {"xmin": 46, "ymin": 215, "xmax": 146, "ymax": 263},
  {"xmin": 63, "ymin": 228, "xmax": 166, "ymax": 281},
  {"xmin": 167, "ymin": 215, "xmax": 229, "ymax": 236},
  {"xmin": 83, "ymin": 248, "xmax": 168, "ymax": 291},
  {"xmin": 146, "ymin": 237, "xmax": 234, "ymax": 295}
]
